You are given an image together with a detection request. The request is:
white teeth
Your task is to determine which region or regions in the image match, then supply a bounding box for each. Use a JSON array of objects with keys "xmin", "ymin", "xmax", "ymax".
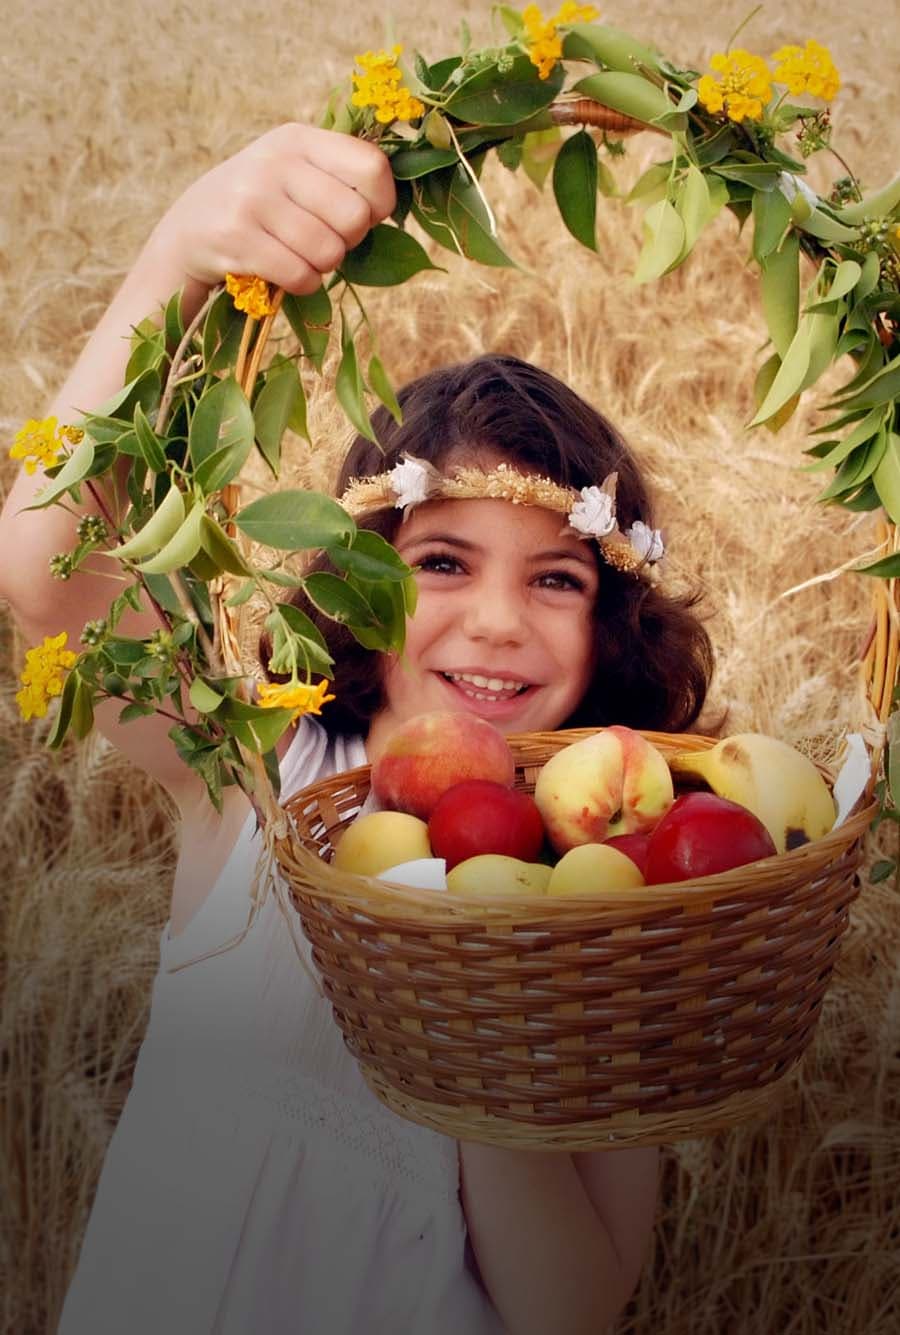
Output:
[{"xmin": 448, "ymin": 672, "xmax": 524, "ymax": 691}]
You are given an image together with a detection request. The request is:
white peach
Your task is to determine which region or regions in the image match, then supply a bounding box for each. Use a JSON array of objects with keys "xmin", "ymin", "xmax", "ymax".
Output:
[
  {"xmin": 534, "ymin": 725, "xmax": 673, "ymax": 854},
  {"xmin": 332, "ymin": 811, "xmax": 432, "ymax": 877},
  {"xmin": 546, "ymin": 842, "xmax": 645, "ymax": 896}
]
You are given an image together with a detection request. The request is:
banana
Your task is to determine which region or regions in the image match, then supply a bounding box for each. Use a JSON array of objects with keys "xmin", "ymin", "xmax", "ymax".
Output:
[{"xmin": 667, "ymin": 733, "xmax": 836, "ymax": 853}]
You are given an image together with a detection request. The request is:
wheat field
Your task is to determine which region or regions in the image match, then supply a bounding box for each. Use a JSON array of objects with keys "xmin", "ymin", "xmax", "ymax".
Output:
[{"xmin": 2, "ymin": 1, "xmax": 899, "ymax": 1331}]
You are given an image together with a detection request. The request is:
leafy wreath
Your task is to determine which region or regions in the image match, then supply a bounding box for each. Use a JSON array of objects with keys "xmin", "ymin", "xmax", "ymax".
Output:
[{"xmin": 11, "ymin": 5, "xmax": 900, "ymax": 841}]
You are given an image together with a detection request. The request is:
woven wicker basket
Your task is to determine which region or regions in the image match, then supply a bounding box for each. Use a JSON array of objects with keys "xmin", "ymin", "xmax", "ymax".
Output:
[{"xmin": 274, "ymin": 716, "xmax": 880, "ymax": 1150}]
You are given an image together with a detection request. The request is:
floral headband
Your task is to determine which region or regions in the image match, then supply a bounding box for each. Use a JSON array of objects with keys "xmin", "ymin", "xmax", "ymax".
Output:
[{"xmin": 338, "ymin": 454, "xmax": 665, "ymax": 582}]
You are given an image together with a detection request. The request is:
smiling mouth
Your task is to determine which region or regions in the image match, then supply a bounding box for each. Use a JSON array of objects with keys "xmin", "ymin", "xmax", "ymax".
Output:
[{"xmin": 439, "ymin": 672, "xmax": 534, "ymax": 702}]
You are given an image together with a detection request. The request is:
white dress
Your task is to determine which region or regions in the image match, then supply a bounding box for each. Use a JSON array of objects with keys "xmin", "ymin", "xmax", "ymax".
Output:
[{"xmin": 58, "ymin": 717, "xmax": 506, "ymax": 1335}]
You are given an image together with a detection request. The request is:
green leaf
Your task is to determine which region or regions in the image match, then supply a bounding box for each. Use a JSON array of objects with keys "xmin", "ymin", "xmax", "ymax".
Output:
[
  {"xmin": 675, "ymin": 164, "xmax": 715, "ymax": 263},
  {"xmin": 224, "ymin": 577, "xmax": 257, "ymax": 607},
  {"xmin": 70, "ymin": 676, "xmax": 95, "ymax": 740},
  {"xmin": 856, "ymin": 250, "xmax": 882, "ymax": 302},
  {"xmin": 388, "ymin": 145, "xmax": 458, "ymax": 179},
  {"xmin": 254, "ymin": 361, "xmax": 303, "ymax": 477},
  {"xmin": 806, "ymin": 260, "xmax": 863, "ymax": 310},
  {"xmin": 796, "ymin": 209, "xmax": 863, "ymax": 244},
  {"xmin": 91, "ymin": 369, "xmax": 161, "ymax": 424},
  {"xmin": 633, "ymin": 198, "xmax": 685, "ymax": 284},
  {"xmin": 759, "ymin": 230, "xmax": 800, "ymax": 362},
  {"xmin": 282, "ymin": 287, "xmax": 332, "ymax": 373},
  {"xmin": 869, "ymin": 858, "xmax": 895, "ymax": 883},
  {"xmin": 24, "ymin": 437, "xmax": 95, "ymax": 510},
  {"xmin": 804, "ymin": 407, "xmax": 887, "ymax": 472},
  {"xmin": 367, "ymin": 354, "xmax": 402, "ymax": 423},
  {"xmin": 873, "ymin": 434, "xmax": 900, "ymax": 524},
  {"xmin": 217, "ymin": 698, "xmax": 296, "ymax": 754},
  {"xmin": 818, "ymin": 434, "xmax": 886, "ymax": 501},
  {"xmin": 402, "ymin": 572, "xmax": 418, "ymax": 618},
  {"xmin": 125, "ymin": 322, "xmax": 166, "ymax": 381},
  {"xmin": 625, "ymin": 161, "xmax": 671, "ymax": 207},
  {"xmin": 234, "ymin": 490, "xmax": 355, "ymax": 550},
  {"xmin": 47, "ymin": 669, "xmax": 80, "ymax": 750},
  {"xmin": 753, "ymin": 353, "xmax": 800, "ymax": 433},
  {"xmin": 267, "ymin": 603, "xmax": 334, "ymax": 676},
  {"xmin": 202, "ymin": 290, "xmax": 245, "ymax": 374},
  {"xmin": 752, "ymin": 187, "xmax": 792, "ymax": 262},
  {"xmin": 339, "ymin": 224, "xmax": 441, "ymax": 286},
  {"xmin": 133, "ymin": 403, "xmax": 167, "ymax": 474},
  {"xmin": 110, "ymin": 483, "xmax": 185, "ymax": 561},
  {"xmin": 444, "ymin": 54, "xmax": 564, "ymax": 125},
  {"xmin": 830, "ymin": 355, "xmax": 900, "ymax": 414},
  {"xmin": 189, "ymin": 677, "xmax": 226, "ymax": 713},
  {"xmin": 328, "ymin": 529, "xmax": 413, "ymax": 582},
  {"xmin": 118, "ymin": 700, "xmax": 157, "ymax": 723},
  {"xmin": 520, "ymin": 127, "xmax": 562, "ymax": 192},
  {"xmin": 164, "ymin": 289, "xmax": 185, "ymax": 348},
  {"xmin": 425, "ymin": 165, "xmax": 517, "ymax": 268},
  {"xmin": 302, "ymin": 571, "xmax": 382, "ymax": 628},
  {"xmin": 573, "ymin": 71, "xmax": 682, "ymax": 130},
  {"xmin": 496, "ymin": 4, "xmax": 524, "ymax": 37},
  {"xmin": 335, "ymin": 319, "xmax": 378, "ymax": 444},
  {"xmin": 134, "ymin": 500, "xmax": 205, "ymax": 574},
  {"xmin": 562, "ymin": 22, "xmax": 662, "ymax": 75},
  {"xmin": 852, "ymin": 551, "xmax": 900, "ymax": 579},
  {"xmin": 749, "ymin": 311, "xmax": 812, "ymax": 426},
  {"xmin": 552, "ymin": 130, "xmax": 598, "ymax": 251},
  {"xmin": 189, "ymin": 376, "xmax": 255, "ymax": 494},
  {"xmin": 200, "ymin": 514, "xmax": 254, "ymax": 576},
  {"xmin": 261, "ymin": 568, "xmax": 306, "ymax": 588},
  {"xmin": 711, "ymin": 161, "xmax": 782, "ymax": 189},
  {"xmin": 347, "ymin": 575, "xmax": 406, "ymax": 651}
]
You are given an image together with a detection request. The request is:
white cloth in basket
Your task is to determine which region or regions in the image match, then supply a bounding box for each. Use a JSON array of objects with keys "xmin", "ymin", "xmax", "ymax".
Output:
[{"xmin": 57, "ymin": 717, "xmax": 505, "ymax": 1335}]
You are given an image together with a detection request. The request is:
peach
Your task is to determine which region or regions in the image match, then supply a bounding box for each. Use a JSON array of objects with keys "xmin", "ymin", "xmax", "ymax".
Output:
[
  {"xmin": 546, "ymin": 843, "xmax": 645, "ymax": 897},
  {"xmin": 534, "ymin": 725, "xmax": 674, "ymax": 854},
  {"xmin": 371, "ymin": 710, "xmax": 515, "ymax": 820},
  {"xmin": 332, "ymin": 811, "xmax": 432, "ymax": 877},
  {"xmin": 446, "ymin": 855, "xmax": 551, "ymax": 897}
]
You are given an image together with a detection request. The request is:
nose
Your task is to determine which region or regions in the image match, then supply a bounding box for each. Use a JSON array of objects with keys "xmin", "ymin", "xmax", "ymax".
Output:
[{"xmin": 460, "ymin": 573, "xmax": 530, "ymax": 645}]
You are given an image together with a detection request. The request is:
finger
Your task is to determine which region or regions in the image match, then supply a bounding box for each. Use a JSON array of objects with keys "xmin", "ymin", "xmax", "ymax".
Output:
[
  {"xmin": 276, "ymin": 124, "xmax": 397, "ymax": 225},
  {"xmin": 279, "ymin": 163, "xmax": 375, "ymax": 250},
  {"xmin": 225, "ymin": 230, "xmax": 323, "ymax": 296},
  {"xmin": 256, "ymin": 190, "xmax": 349, "ymax": 276}
]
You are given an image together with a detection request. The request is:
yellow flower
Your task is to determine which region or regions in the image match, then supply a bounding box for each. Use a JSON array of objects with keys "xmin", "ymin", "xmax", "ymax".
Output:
[
  {"xmin": 771, "ymin": 40, "xmax": 840, "ymax": 101},
  {"xmin": 225, "ymin": 273, "xmax": 276, "ymax": 321},
  {"xmin": 697, "ymin": 49, "xmax": 773, "ymax": 123},
  {"xmin": 16, "ymin": 631, "xmax": 78, "ymax": 721},
  {"xmin": 8, "ymin": 416, "xmax": 69, "ymax": 476},
  {"xmin": 256, "ymin": 678, "xmax": 336, "ymax": 722},
  {"xmin": 351, "ymin": 46, "xmax": 425, "ymax": 124},
  {"xmin": 521, "ymin": 3, "xmax": 599, "ymax": 81}
]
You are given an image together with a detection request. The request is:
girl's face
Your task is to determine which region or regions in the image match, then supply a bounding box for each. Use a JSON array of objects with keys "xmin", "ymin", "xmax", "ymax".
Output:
[{"xmin": 365, "ymin": 494, "xmax": 600, "ymax": 760}]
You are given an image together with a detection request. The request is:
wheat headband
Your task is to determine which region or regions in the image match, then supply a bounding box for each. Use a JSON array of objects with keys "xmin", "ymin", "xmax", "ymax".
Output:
[{"xmin": 338, "ymin": 455, "xmax": 665, "ymax": 583}]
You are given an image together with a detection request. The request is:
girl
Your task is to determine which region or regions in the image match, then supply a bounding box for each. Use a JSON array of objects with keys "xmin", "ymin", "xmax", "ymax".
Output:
[{"xmin": 0, "ymin": 123, "xmax": 713, "ymax": 1335}]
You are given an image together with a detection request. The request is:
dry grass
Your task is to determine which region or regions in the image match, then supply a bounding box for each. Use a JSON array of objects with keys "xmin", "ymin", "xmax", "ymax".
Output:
[{"xmin": 2, "ymin": 1, "xmax": 899, "ymax": 1332}]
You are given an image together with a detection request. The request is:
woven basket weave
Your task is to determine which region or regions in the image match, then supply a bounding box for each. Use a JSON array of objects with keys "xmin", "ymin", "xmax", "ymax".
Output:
[{"xmin": 275, "ymin": 722, "xmax": 878, "ymax": 1150}]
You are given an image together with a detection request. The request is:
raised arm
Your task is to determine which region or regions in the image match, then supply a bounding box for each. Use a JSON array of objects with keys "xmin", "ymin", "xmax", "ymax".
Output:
[{"xmin": 0, "ymin": 124, "xmax": 395, "ymax": 807}]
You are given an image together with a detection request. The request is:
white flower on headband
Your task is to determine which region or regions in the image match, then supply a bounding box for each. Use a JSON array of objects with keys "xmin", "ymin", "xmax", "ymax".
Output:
[
  {"xmin": 388, "ymin": 455, "xmax": 438, "ymax": 512},
  {"xmin": 626, "ymin": 521, "xmax": 665, "ymax": 564},
  {"xmin": 567, "ymin": 485, "xmax": 617, "ymax": 539}
]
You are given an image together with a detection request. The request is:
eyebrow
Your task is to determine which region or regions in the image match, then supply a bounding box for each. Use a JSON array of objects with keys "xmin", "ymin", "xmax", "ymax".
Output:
[{"xmin": 397, "ymin": 531, "xmax": 598, "ymax": 568}]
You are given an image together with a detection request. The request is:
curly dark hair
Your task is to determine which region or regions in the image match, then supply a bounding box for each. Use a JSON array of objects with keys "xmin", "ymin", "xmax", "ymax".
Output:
[{"xmin": 261, "ymin": 354, "xmax": 715, "ymax": 739}]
